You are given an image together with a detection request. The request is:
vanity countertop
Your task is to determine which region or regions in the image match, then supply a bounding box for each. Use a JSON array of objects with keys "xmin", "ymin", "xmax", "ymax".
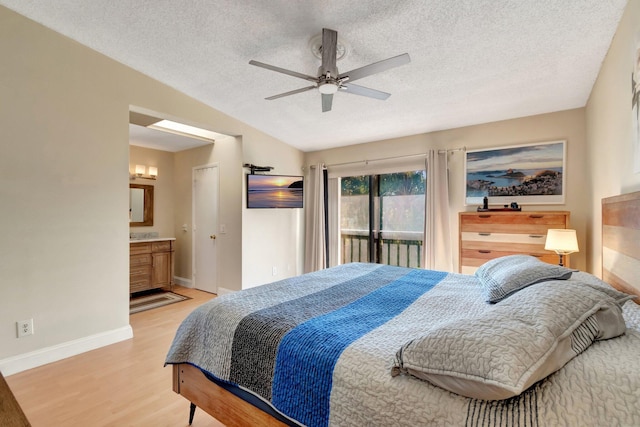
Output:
[{"xmin": 129, "ymin": 237, "xmax": 176, "ymax": 243}]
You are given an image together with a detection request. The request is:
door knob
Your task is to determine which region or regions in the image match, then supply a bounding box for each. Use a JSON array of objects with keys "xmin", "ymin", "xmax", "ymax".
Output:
[{"xmin": 210, "ymin": 235, "xmax": 217, "ymax": 240}]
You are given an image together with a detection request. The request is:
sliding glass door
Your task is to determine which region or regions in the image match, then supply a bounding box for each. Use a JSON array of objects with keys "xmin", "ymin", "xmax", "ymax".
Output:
[{"xmin": 340, "ymin": 171, "xmax": 425, "ymax": 268}]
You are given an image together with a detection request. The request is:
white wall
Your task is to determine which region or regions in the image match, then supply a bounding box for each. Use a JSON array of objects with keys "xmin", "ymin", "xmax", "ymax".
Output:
[
  {"xmin": 131, "ymin": 123, "xmax": 306, "ymax": 293},
  {"xmin": 585, "ymin": 0, "xmax": 640, "ymax": 275},
  {"xmin": 0, "ymin": 6, "xmax": 131, "ymax": 374},
  {"xmin": 172, "ymin": 136, "xmax": 245, "ymax": 291},
  {"xmin": 305, "ymin": 0, "xmax": 640, "ymax": 276},
  {"xmin": 0, "ymin": 6, "xmax": 302, "ymax": 374},
  {"xmin": 305, "ymin": 108, "xmax": 588, "ymax": 272},
  {"xmin": 242, "ymin": 134, "xmax": 305, "ymax": 288}
]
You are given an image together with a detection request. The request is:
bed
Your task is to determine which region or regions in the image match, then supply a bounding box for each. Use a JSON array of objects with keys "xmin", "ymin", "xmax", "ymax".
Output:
[{"xmin": 166, "ymin": 190, "xmax": 640, "ymax": 427}]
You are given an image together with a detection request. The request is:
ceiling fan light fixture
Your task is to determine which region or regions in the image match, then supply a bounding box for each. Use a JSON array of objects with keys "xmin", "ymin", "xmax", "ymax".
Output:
[{"xmin": 318, "ymin": 82, "xmax": 339, "ymax": 95}]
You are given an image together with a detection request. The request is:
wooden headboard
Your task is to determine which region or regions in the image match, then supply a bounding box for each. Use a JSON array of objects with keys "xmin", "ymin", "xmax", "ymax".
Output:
[{"xmin": 602, "ymin": 191, "xmax": 640, "ymax": 300}]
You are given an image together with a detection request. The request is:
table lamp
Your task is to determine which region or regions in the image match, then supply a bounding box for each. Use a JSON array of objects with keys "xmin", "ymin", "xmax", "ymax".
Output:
[{"xmin": 544, "ymin": 229, "xmax": 579, "ymax": 266}]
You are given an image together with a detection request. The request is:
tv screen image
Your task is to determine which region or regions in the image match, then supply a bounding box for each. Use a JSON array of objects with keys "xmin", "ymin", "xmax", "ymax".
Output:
[{"xmin": 246, "ymin": 174, "xmax": 303, "ymax": 208}]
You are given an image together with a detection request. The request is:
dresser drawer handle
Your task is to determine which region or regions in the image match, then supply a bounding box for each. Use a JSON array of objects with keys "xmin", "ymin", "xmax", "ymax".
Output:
[
  {"xmin": 529, "ymin": 215, "xmax": 544, "ymax": 218},
  {"xmin": 530, "ymin": 254, "xmax": 542, "ymax": 257},
  {"xmin": 478, "ymin": 233, "xmax": 491, "ymax": 236},
  {"xmin": 529, "ymin": 235, "xmax": 545, "ymax": 238},
  {"xmin": 478, "ymin": 250, "xmax": 491, "ymax": 254},
  {"xmin": 479, "ymin": 215, "xmax": 491, "ymax": 218}
]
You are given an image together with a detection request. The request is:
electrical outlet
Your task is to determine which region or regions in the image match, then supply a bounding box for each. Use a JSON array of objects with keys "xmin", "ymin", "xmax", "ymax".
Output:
[
  {"xmin": 272, "ymin": 266, "xmax": 277, "ymax": 276},
  {"xmin": 17, "ymin": 319, "xmax": 34, "ymax": 338}
]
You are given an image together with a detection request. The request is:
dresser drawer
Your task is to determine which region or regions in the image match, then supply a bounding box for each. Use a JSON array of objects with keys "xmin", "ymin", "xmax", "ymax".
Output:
[
  {"xmin": 130, "ymin": 264, "xmax": 151, "ymax": 277},
  {"xmin": 461, "ymin": 240, "xmax": 547, "ymax": 256},
  {"xmin": 461, "ymin": 250, "xmax": 559, "ymax": 274},
  {"xmin": 130, "ymin": 253, "xmax": 152, "ymax": 267},
  {"xmin": 460, "ymin": 223, "xmax": 566, "ymax": 235},
  {"xmin": 130, "ymin": 242, "xmax": 152, "ymax": 255},
  {"xmin": 460, "ymin": 212, "xmax": 568, "ymax": 226},
  {"xmin": 151, "ymin": 241, "xmax": 172, "ymax": 252},
  {"xmin": 460, "ymin": 231, "xmax": 547, "ymax": 244},
  {"xmin": 461, "ymin": 213, "xmax": 567, "ymax": 234},
  {"xmin": 458, "ymin": 211, "xmax": 570, "ymax": 273},
  {"xmin": 130, "ymin": 278, "xmax": 152, "ymax": 293},
  {"xmin": 461, "ymin": 248, "xmax": 558, "ymax": 264}
]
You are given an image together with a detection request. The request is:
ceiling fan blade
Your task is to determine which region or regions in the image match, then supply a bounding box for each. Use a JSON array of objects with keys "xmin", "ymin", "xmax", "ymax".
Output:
[
  {"xmin": 321, "ymin": 93, "xmax": 333, "ymax": 112},
  {"xmin": 320, "ymin": 28, "xmax": 338, "ymax": 77},
  {"xmin": 265, "ymin": 86, "xmax": 316, "ymax": 100},
  {"xmin": 341, "ymin": 83, "xmax": 390, "ymax": 100},
  {"xmin": 339, "ymin": 53, "xmax": 410, "ymax": 83},
  {"xmin": 249, "ymin": 60, "xmax": 318, "ymax": 83}
]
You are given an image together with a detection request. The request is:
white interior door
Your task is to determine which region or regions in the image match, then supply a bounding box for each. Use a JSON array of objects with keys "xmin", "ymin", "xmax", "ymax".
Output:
[{"xmin": 193, "ymin": 164, "xmax": 219, "ymax": 293}]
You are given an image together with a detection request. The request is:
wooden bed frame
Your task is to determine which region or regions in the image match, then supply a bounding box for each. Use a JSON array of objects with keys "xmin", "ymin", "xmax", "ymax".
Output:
[
  {"xmin": 173, "ymin": 190, "xmax": 640, "ymax": 426},
  {"xmin": 173, "ymin": 363, "xmax": 289, "ymax": 426},
  {"xmin": 602, "ymin": 190, "xmax": 640, "ymax": 300}
]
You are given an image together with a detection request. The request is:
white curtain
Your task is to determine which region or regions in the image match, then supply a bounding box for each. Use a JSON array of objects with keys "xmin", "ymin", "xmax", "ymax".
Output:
[
  {"xmin": 327, "ymin": 177, "xmax": 340, "ymax": 267},
  {"xmin": 424, "ymin": 150, "xmax": 453, "ymax": 271},
  {"xmin": 304, "ymin": 164, "xmax": 327, "ymax": 273}
]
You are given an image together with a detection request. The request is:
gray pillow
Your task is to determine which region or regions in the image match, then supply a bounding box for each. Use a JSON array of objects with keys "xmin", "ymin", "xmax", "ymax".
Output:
[
  {"xmin": 475, "ymin": 255, "xmax": 575, "ymax": 303},
  {"xmin": 391, "ymin": 280, "xmax": 630, "ymax": 400}
]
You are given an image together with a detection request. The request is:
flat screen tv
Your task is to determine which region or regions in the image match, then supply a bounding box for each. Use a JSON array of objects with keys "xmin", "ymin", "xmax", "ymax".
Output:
[{"xmin": 246, "ymin": 174, "xmax": 304, "ymax": 209}]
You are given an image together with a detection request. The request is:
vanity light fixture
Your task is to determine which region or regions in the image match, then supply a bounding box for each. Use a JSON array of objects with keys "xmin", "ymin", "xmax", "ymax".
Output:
[
  {"xmin": 544, "ymin": 229, "xmax": 579, "ymax": 266},
  {"xmin": 148, "ymin": 119, "xmax": 220, "ymax": 142},
  {"xmin": 130, "ymin": 165, "xmax": 158, "ymax": 180}
]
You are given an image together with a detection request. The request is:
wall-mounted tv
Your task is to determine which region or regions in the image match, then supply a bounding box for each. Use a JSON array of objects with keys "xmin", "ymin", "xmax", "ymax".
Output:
[{"xmin": 246, "ymin": 174, "xmax": 304, "ymax": 209}]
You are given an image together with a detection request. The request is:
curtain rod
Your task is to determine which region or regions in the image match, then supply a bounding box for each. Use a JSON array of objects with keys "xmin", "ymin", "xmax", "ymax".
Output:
[
  {"xmin": 438, "ymin": 147, "xmax": 466, "ymax": 154},
  {"xmin": 309, "ymin": 147, "xmax": 466, "ymax": 169}
]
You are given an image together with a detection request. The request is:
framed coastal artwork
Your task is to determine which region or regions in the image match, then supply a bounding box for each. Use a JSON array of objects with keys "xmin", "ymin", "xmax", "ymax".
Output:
[{"xmin": 464, "ymin": 140, "xmax": 566, "ymax": 206}]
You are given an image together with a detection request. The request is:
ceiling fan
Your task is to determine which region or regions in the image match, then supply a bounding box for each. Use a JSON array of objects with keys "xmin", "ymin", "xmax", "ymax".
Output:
[{"xmin": 249, "ymin": 28, "xmax": 410, "ymax": 112}]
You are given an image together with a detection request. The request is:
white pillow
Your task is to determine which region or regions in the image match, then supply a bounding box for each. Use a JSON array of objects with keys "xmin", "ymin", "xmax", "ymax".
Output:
[
  {"xmin": 392, "ymin": 279, "xmax": 630, "ymax": 400},
  {"xmin": 475, "ymin": 255, "xmax": 575, "ymax": 303}
]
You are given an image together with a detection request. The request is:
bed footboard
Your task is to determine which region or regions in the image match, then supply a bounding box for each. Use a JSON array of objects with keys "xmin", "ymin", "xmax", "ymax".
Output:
[{"xmin": 172, "ymin": 363, "xmax": 288, "ymax": 427}]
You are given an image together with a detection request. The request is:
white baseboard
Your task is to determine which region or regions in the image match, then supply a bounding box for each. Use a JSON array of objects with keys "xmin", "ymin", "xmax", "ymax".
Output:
[
  {"xmin": 0, "ymin": 325, "xmax": 133, "ymax": 376},
  {"xmin": 174, "ymin": 276, "xmax": 231, "ymax": 295},
  {"xmin": 173, "ymin": 276, "xmax": 193, "ymax": 288}
]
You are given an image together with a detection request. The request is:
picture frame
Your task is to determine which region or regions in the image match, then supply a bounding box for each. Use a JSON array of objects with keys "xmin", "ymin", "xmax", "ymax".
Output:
[
  {"xmin": 464, "ymin": 140, "xmax": 566, "ymax": 206},
  {"xmin": 246, "ymin": 174, "xmax": 304, "ymax": 208}
]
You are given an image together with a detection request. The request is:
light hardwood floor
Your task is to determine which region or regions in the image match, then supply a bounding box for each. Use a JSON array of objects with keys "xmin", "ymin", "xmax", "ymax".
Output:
[{"xmin": 5, "ymin": 286, "xmax": 225, "ymax": 427}]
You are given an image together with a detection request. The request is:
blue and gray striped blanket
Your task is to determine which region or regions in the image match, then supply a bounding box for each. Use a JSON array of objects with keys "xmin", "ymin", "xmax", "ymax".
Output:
[{"xmin": 166, "ymin": 263, "xmax": 640, "ymax": 427}]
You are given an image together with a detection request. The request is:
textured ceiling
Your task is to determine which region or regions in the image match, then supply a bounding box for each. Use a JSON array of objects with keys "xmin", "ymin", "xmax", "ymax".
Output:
[{"xmin": 0, "ymin": 1, "xmax": 628, "ymax": 152}]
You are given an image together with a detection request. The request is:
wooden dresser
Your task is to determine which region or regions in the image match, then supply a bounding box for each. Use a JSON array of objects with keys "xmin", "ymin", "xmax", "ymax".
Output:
[
  {"xmin": 129, "ymin": 239, "xmax": 175, "ymax": 294},
  {"xmin": 459, "ymin": 211, "xmax": 570, "ymax": 274}
]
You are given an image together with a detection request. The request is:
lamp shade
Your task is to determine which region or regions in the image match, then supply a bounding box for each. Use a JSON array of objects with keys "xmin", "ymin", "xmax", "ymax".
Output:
[
  {"xmin": 148, "ymin": 166, "xmax": 158, "ymax": 177},
  {"xmin": 135, "ymin": 164, "xmax": 146, "ymax": 175},
  {"xmin": 545, "ymin": 229, "xmax": 579, "ymax": 254}
]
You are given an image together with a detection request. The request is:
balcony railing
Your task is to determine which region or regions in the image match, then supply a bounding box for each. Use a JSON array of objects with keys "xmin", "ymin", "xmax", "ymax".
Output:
[{"xmin": 341, "ymin": 230, "xmax": 423, "ymax": 268}]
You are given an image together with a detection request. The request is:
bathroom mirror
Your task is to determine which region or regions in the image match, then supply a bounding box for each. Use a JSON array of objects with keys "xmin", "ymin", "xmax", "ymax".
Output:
[{"xmin": 129, "ymin": 184, "xmax": 154, "ymax": 226}]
